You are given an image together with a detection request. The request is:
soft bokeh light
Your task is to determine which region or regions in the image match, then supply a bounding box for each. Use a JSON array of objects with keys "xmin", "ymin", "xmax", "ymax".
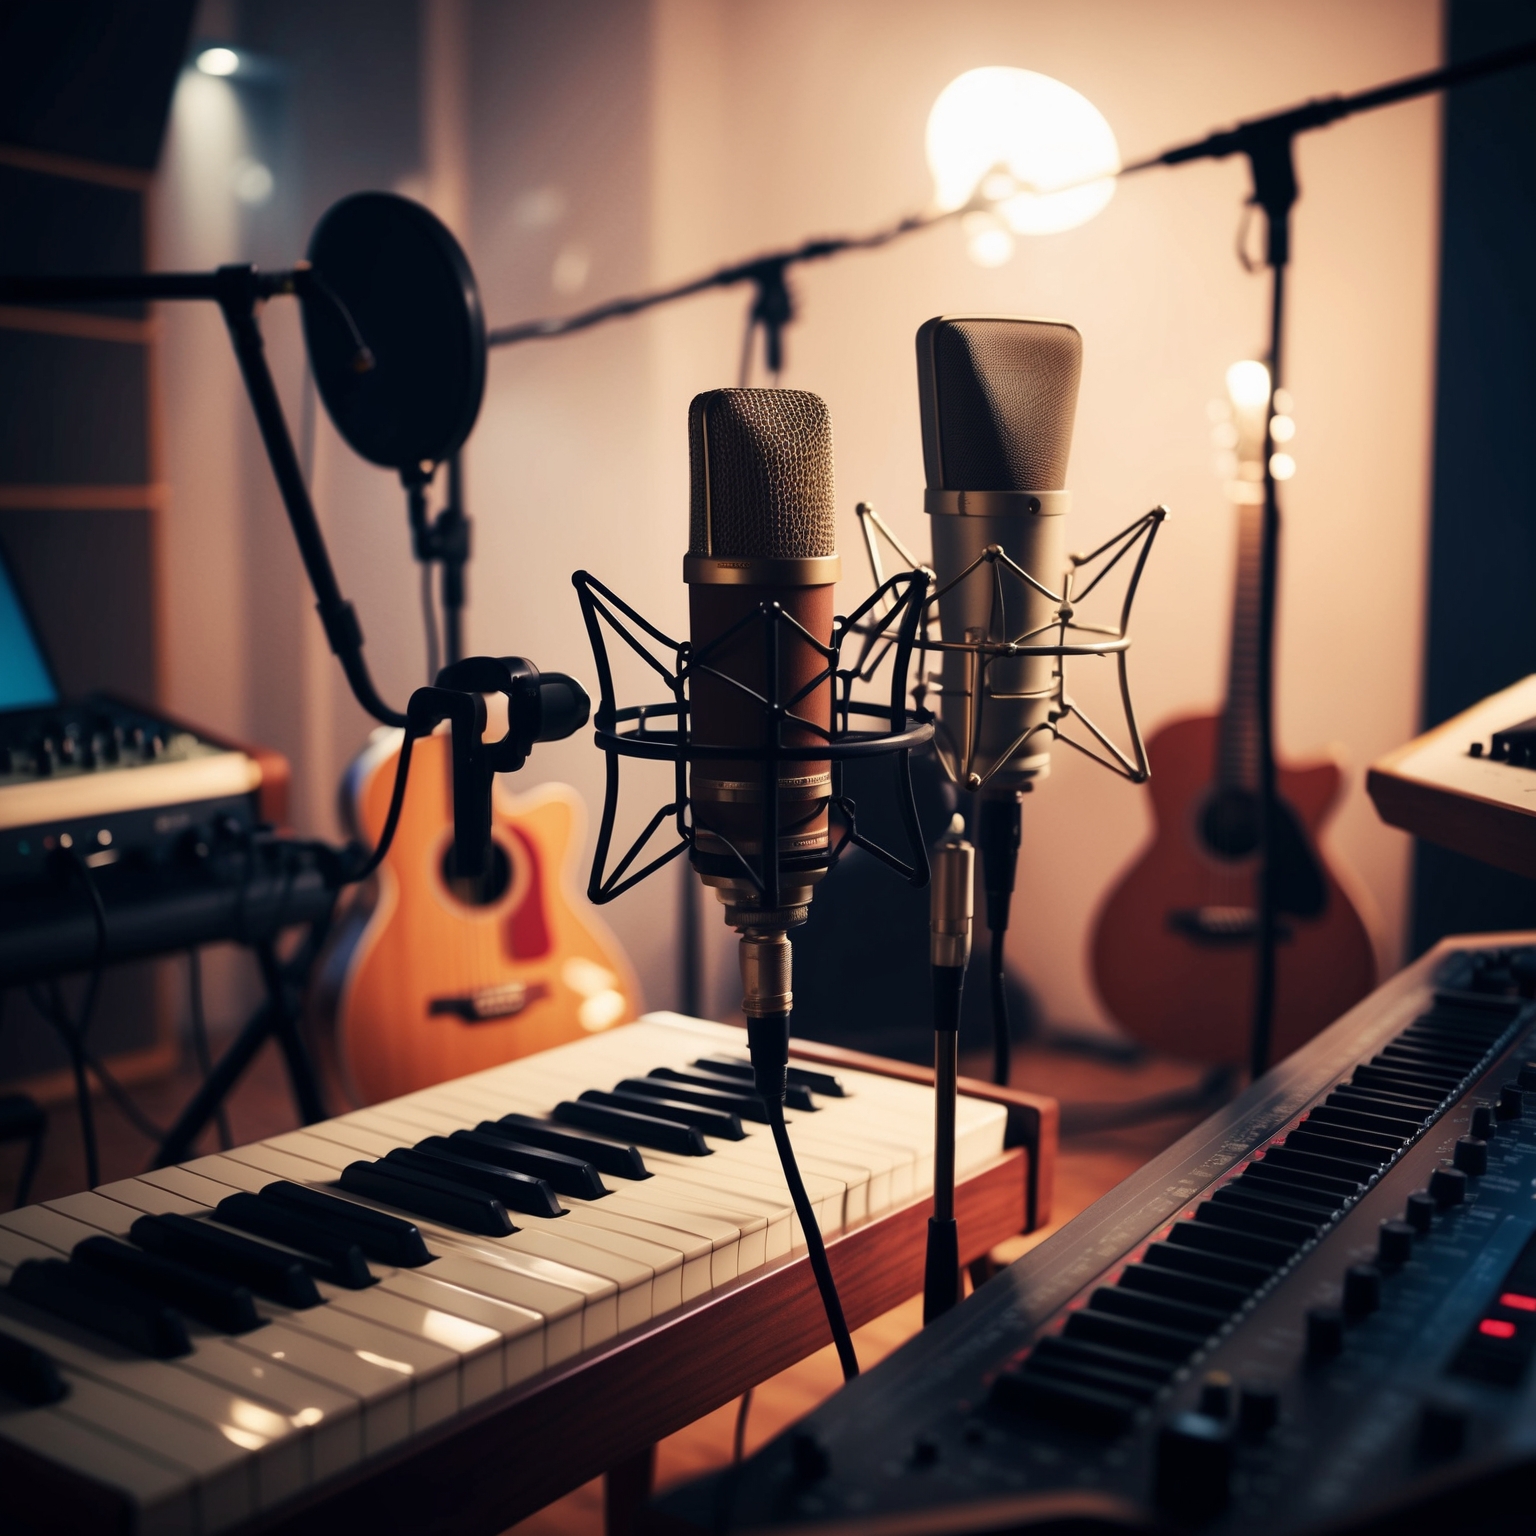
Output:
[
  {"xmin": 196, "ymin": 46, "xmax": 240, "ymax": 76},
  {"xmin": 927, "ymin": 66, "xmax": 1119, "ymax": 247},
  {"xmin": 1225, "ymin": 359, "xmax": 1272, "ymax": 411},
  {"xmin": 1270, "ymin": 452, "xmax": 1297, "ymax": 481},
  {"xmin": 962, "ymin": 210, "xmax": 1015, "ymax": 267}
]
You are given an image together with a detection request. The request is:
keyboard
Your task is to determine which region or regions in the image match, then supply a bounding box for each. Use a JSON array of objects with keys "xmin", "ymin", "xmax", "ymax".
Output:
[
  {"xmin": 0, "ymin": 1012, "xmax": 1049, "ymax": 1536},
  {"xmin": 0, "ymin": 695, "xmax": 275, "ymax": 894},
  {"xmin": 654, "ymin": 938, "xmax": 1536, "ymax": 1536},
  {"xmin": 1368, "ymin": 673, "xmax": 1536, "ymax": 878}
]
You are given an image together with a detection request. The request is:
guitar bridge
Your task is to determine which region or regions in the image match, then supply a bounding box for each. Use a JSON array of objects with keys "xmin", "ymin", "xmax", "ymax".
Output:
[
  {"xmin": 429, "ymin": 981, "xmax": 547, "ymax": 1022},
  {"xmin": 1168, "ymin": 906, "xmax": 1293, "ymax": 945}
]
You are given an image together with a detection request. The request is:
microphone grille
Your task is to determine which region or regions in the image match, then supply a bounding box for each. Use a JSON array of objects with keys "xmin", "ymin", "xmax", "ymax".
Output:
[
  {"xmin": 917, "ymin": 317, "xmax": 1082, "ymax": 492},
  {"xmin": 688, "ymin": 389, "xmax": 835, "ymax": 559}
]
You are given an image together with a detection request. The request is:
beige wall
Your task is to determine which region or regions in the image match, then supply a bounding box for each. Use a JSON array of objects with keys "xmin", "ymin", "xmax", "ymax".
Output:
[{"xmin": 154, "ymin": 0, "xmax": 1443, "ymax": 1034}]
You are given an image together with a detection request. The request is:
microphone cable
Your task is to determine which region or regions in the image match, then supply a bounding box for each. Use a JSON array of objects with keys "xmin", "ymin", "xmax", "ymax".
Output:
[{"xmin": 747, "ymin": 1013, "xmax": 859, "ymax": 1383}]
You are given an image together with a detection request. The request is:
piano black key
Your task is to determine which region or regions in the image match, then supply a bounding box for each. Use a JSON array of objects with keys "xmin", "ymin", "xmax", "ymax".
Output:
[
  {"xmin": 625, "ymin": 1075, "xmax": 771, "ymax": 1123},
  {"xmin": 0, "ymin": 1328, "xmax": 68, "ymax": 1405},
  {"xmin": 1118, "ymin": 1262, "xmax": 1253, "ymax": 1313},
  {"xmin": 338, "ymin": 1160, "xmax": 516, "ymax": 1237},
  {"xmin": 1192, "ymin": 1200, "xmax": 1321, "ymax": 1247},
  {"xmin": 652, "ymin": 1066, "xmax": 816, "ymax": 1113},
  {"xmin": 441, "ymin": 1130, "xmax": 609, "ymax": 1200},
  {"xmin": 493, "ymin": 1114, "xmax": 650, "ymax": 1179},
  {"xmin": 990, "ymin": 1365, "xmax": 1138, "ymax": 1435},
  {"xmin": 129, "ymin": 1214, "xmax": 322, "ymax": 1309},
  {"xmin": 1087, "ymin": 1285, "xmax": 1229, "ymax": 1337},
  {"xmin": 552, "ymin": 1100, "xmax": 710, "ymax": 1156},
  {"xmin": 72, "ymin": 1235, "xmax": 262, "ymax": 1334},
  {"xmin": 8, "ymin": 1258, "xmax": 191, "ymax": 1359},
  {"xmin": 382, "ymin": 1146, "xmax": 564, "ymax": 1218},
  {"xmin": 257, "ymin": 1180, "xmax": 434, "ymax": 1266},
  {"xmin": 579, "ymin": 1089, "xmax": 744, "ymax": 1141},
  {"xmin": 696, "ymin": 1055, "xmax": 845, "ymax": 1099},
  {"xmin": 1062, "ymin": 1308, "xmax": 1205, "ymax": 1363},
  {"xmin": 212, "ymin": 1192, "xmax": 376, "ymax": 1288}
]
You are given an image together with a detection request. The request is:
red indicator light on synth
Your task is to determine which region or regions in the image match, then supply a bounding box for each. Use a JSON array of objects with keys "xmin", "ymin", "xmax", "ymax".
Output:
[
  {"xmin": 1499, "ymin": 1292, "xmax": 1536, "ymax": 1313},
  {"xmin": 1479, "ymin": 1318, "xmax": 1518, "ymax": 1340}
]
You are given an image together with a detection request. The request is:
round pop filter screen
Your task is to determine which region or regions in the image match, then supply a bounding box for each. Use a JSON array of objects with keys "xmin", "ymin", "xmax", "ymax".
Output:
[{"xmin": 303, "ymin": 192, "xmax": 486, "ymax": 476}]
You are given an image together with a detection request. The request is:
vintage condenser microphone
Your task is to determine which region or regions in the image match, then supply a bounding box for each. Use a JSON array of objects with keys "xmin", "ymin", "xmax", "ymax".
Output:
[{"xmin": 917, "ymin": 316, "xmax": 1083, "ymax": 1086}]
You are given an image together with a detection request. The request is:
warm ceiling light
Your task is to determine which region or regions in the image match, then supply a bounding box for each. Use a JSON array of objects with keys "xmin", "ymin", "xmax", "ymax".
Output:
[
  {"xmin": 927, "ymin": 66, "xmax": 1119, "ymax": 252},
  {"xmin": 197, "ymin": 46, "xmax": 241, "ymax": 76},
  {"xmin": 1225, "ymin": 359, "xmax": 1272, "ymax": 412}
]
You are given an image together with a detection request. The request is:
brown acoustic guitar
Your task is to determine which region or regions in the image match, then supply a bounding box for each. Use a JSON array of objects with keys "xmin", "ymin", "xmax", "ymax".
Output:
[
  {"xmin": 327, "ymin": 728, "xmax": 641, "ymax": 1104},
  {"xmin": 1090, "ymin": 366, "xmax": 1377, "ymax": 1066}
]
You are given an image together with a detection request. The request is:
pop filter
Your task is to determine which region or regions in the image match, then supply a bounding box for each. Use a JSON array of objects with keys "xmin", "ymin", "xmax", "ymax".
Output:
[{"xmin": 302, "ymin": 192, "xmax": 486, "ymax": 479}]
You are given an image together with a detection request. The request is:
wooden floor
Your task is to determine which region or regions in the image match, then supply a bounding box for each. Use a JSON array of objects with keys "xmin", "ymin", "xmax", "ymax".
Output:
[{"xmin": 0, "ymin": 1027, "xmax": 1219, "ymax": 1536}]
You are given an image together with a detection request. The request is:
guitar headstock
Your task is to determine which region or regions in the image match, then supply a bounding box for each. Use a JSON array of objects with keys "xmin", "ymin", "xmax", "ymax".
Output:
[{"xmin": 1208, "ymin": 359, "xmax": 1296, "ymax": 505}]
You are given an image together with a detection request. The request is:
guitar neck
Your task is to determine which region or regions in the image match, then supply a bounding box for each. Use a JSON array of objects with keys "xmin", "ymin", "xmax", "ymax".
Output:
[{"xmin": 1217, "ymin": 496, "xmax": 1265, "ymax": 791}]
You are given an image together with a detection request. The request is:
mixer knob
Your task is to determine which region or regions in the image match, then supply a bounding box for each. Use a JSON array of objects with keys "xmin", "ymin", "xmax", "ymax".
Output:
[
  {"xmin": 1417, "ymin": 1401, "xmax": 1468, "ymax": 1460},
  {"xmin": 1306, "ymin": 1306, "xmax": 1345, "ymax": 1359},
  {"xmin": 1153, "ymin": 1411, "xmax": 1231, "ymax": 1519},
  {"xmin": 1497, "ymin": 1085, "xmax": 1525, "ymax": 1120},
  {"xmin": 1405, "ymin": 1191, "xmax": 1436, "ymax": 1233},
  {"xmin": 1378, "ymin": 1219, "xmax": 1415, "ymax": 1267},
  {"xmin": 1343, "ymin": 1264, "xmax": 1381, "ymax": 1319},
  {"xmin": 1429, "ymin": 1166, "xmax": 1468, "ymax": 1208},
  {"xmin": 1518, "ymin": 1061, "xmax": 1536, "ymax": 1092},
  {"xmin": 1197, "ymin": 1371, "xmax": 1233, "ymax": 1420},
  {"xmin": 1470, "ymin": 1104, "xmax": 1495, "ymax": 1140},
  {"xmin": 1237, "ymin": 1381, "xmax": 1280, "ymax": 1440},
  {"xmin": 1453, "ymin": 1137, "xmax": 1488, "ymax": 1176}
]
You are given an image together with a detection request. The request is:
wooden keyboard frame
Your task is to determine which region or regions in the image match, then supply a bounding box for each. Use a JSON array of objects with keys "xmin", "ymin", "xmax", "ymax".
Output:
[{"xmin": 1, "ymin": 1045, "xmax": 1053, "ymax": 1536}]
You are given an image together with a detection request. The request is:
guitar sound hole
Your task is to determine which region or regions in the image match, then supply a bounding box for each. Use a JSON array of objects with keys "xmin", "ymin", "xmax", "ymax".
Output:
[
  {"xmin": 1200, "ymin": 789, "xmax": 1260, "ymax": 860},
  {"xmin": 441, "ymin": 842, "xmax": 512, "ymax": 907}
]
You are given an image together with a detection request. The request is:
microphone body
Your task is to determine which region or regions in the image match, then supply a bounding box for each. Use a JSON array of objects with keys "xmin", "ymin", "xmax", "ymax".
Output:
[
  {"xmin": 916, "ymin": 316, "xmax": 1083, "ymax": 792},
  {"xmin": 684, "ymin": 389, "xmax": 841, "ymax": 955}
]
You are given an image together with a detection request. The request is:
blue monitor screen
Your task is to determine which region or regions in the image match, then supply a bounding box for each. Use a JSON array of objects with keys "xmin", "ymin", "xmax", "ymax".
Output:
[{"xmin": 0, "ymin": 554, "xmax": 58, "ymax": 711}]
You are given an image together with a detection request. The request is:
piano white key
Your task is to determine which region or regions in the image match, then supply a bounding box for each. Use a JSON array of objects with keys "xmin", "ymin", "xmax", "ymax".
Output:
[
  {"xmin": 96, "ymin": 1178, "xmax": 207, "ymax": 1219},
  {"xmin": 0, "ymin": 1296, "xmax": 348, "ymax": 1499},
  {"xmin": 0, "ymin": 1226, "xmax": 57, "ymax": 1280},
  {"xmin": 227, "ymin": 1322, "xmax": 412, "ymax": 1454},
  {"xmin": 577, "ymin": 1195, "xmax": 741, "ymax": 1288},
  {"xmin": 421, "ymin": 1251, "xmax": 587, "ymax": 1362},
  {"xmin": 257, "ymin": 1132, "xmax": 347, "ymax": 1174},
  {"xmin": 181, "ymin": 1338, "xmax": 362, "ymax": 1482},
  {"xmin": 500, "ymin": 1227, "xmax": 655, "ymax": 1331},
  {"xmin": 429, "ymin": 1238, "xmax": 622, "ymax": 1342},
  {"xmin": 274, "ymin": 1119, "xmax": 405, "ymax": 1160},
  {"xmin": 322, "ymin": 1286, "xmax": 502, "ymax": 1405},
  {"xmin": 534, "ymin": 1216, "xmax": 685, "ymax": 1314},
  {"xmin": 216, "ymin": 1142, "xmax": 345, "ymax": 1186},
  {"xmin": 45, "ymin": 1190, "xmax": 142, "ymax": 1237},
  {"xmin": 183, "ymin": 1155, "xmax": 275, "ymax": 1196},
  {"xmin": 555, "ymin": 1206, "xmax": 711, "ymax": 1302},
  {"xmin": 375, "ymin": 1271, "xmax": 543, "ymax": 1389},
  {"xmin": 50, "ymin": 1370, "xmax": 255, "ymax": 1531},
  {"xmin": 0, "ymin": 1203, "xmax": 103, "ymax": 1256},
  {"xmin": 0, "ymin": 1403, "xmax": 194, "ymax": 1536},
  {"xmin": 281, "ymin": 1303, "xmax": 461, "ymax": 1431},
  {"xmin": 138, "ymin": 1164, "xmax": 247, "ymax": 1208}
]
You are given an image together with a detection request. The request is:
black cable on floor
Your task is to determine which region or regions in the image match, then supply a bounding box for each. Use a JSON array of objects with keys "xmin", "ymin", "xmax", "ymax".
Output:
[{"xmin": 187, "ymin": 949, "xmax": 232, "ymax": 1149}]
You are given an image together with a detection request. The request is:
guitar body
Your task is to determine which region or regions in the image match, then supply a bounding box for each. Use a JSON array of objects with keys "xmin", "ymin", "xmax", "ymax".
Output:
[
  {"xmin": 331, "ymin": 730, "xmax": 640, "ymax": 1105},
  {"xmin": 1090, "ymin": 714, "xmax": 1377, "ymax": 1066}
]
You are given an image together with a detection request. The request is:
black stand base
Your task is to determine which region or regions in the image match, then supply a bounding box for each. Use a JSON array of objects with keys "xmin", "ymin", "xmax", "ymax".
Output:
[
  {"xmin": 154, "ymin": 932, "xmax": 328, "ymax": 1168},
  {"xmin": 923, "ymin": 1217, "xmax": 960, "ymax": 1323}
]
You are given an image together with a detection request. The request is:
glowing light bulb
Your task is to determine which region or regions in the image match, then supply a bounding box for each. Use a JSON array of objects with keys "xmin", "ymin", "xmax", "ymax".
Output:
[
  {"xmin": 927, "ymin": 66, "xmax": 1119, "ymax": 253},
  {"xmin": 197, "ymin": 46, "xmax": 240, "ymax": 76},
  {"xmin": 1225, "ymin": 359, "xmax": 1271, "ymax": 412},
  {"xmin": 1270, "ymin": 452, "xmax": 1296, "ymax": 481}
]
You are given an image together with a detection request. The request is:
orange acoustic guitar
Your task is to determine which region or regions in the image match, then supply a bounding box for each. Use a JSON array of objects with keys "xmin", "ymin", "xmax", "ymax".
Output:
[
  {"xmin": 327, "ymin": 728, "xmax": 640, "ymax": 1104},
  {"xmin": 1090, "ymin": 365, "xmax": 1377, "ymax": 1066}
]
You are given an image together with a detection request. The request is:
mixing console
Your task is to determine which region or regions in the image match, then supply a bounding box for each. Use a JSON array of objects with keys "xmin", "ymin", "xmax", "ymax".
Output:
[{"xmin": 656, "ymin": 937, "xmax": 1536, "ymax": 1534}]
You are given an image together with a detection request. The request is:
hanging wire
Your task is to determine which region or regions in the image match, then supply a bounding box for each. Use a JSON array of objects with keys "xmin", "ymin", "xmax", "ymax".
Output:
[
  {"xmin": 732, "ymin": 1386, "xmax": 753, "ymax": 1463},
  {"xmin": 421, "ymin": 563, "xmax": 441, "ymax": 684},
  {"xmin": 187, "ymin": 949, "xmax": 232, "ymax": 1150}
]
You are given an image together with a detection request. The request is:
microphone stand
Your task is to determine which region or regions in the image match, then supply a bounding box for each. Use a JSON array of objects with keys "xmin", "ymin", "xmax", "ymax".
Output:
[
  {"xmin": 924, "ymin": 815, "xmax": 974, "ymax": 1323},
  {"xmin": 1116, "ymin": 37, "xmax": 1536, "ymax": 1080}
]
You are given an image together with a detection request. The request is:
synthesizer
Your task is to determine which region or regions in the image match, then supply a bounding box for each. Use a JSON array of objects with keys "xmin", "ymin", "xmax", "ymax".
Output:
[
  {"xmin": 0, "ymin": 694, "xmax": 281, "ymax": 892},
  {"xmin": 1369, "ymin": 674, "xmax": 1536, "ymax": 879},
  {"xmin": 655, "ymin": 936, "xmax": 1536, "ymax": 1535},
  {"xmin": 0, "ymin": 1012, "xmax": 1051, "ymax": 1536}
]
